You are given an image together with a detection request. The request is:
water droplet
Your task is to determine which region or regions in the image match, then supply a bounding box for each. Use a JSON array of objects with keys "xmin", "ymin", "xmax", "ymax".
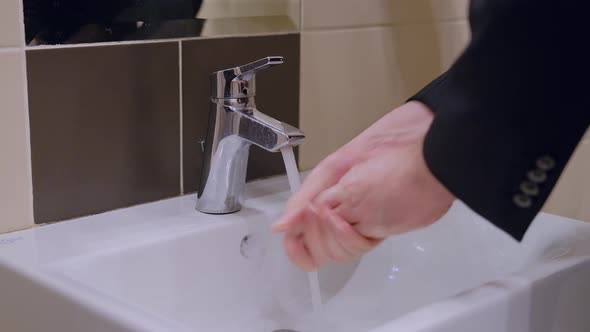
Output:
[{"xmin": 413, "ymin": 242, "xmax": 426, "ymax": 252}]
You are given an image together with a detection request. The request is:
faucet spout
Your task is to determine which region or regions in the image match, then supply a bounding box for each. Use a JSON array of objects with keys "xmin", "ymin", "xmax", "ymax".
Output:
[
  {"xmin": 232, "ymin": 104, "xmax": 304, "ymax": 152},
  {"xmin": 196, "ymin": 56, "xmax": 304, "ymax": 215},
  {"xmin": 196, "ymin": 104, "xmax": 304, "ymax": 214}
]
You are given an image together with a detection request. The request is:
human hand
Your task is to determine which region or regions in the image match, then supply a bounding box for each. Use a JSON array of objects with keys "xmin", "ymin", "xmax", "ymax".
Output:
[{"xmin": 272, "ymin": 101, "xmax": 455, "ymax": 271}]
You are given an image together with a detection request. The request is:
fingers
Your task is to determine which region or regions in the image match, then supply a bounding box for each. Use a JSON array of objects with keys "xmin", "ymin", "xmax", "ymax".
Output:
[
  {"xmin": 284, "ymin": 152, "xmax": 357, "ymax": 213},
  {"xmin": 304, "ymin": 205, "xmax": 357, "ymax": 265},
  {"xmin": 272, "ymin": 207, "xmax": 307, "ymax": 233},
  {"xmin": 278, "ymin": 204, "xmax": 379, "ymax": 270},
  {"xmin": 278, "ymin": 207, "xmax": 333, "ymax": 269},
  {"xmin": 319, "ymin": 207, "xmax": 382, "ymax": 254},
  {"xmin": 284, "ymin": 233, "xmax": 317, "ymax": 271},
  {"xmin": 314, "ymin": 163, "xmax": 393, "ymax": 240},
  {"xmin": 313, "ymin": 166, "xmax": 368, "ymax": 226},
  {"xmin": 314, "ymin": 185, "xmax": 344, "ymax": 210},
  {"xmin": 273, "ymin": 153, "xmax": 355, "ymax": 233}
]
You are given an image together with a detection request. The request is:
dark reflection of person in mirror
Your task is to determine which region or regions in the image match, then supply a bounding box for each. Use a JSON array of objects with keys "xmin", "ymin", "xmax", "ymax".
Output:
[{"xmin": 24, "ymin": 0, "xmax": 203, "ymax": 45}]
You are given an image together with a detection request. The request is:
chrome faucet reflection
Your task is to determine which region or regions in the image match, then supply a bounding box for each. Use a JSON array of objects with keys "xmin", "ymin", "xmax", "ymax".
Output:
[{"xmin": 196, "ymin": 56, "xmax": 305, "ymax": 214}]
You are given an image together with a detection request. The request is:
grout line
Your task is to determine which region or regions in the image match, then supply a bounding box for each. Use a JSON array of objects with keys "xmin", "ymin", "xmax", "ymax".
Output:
[
  {"xmin": 20, "ymin": 53, "xmax": 35, "ymax": 226},
  {"xmin": 178, "ymin": 41, "xmax": 184, "ymax": 195},
  {"xmin": 25, "ymin": 30, "xmax": 299, "ymax": 51},
  {"xmin": 20, "ymin": 47, "xmax": 35, "ymax": 226},
  {"xmin": 298, "ymin": 0, "xmax": 304, "ymax": 30},
  {"xmin": 16, "ymin": 0, "xmax": 36, "ymax": 227},
  {"xmin": 27, "ymin": 38, "xmax": 180, "ymax": 50},
  {"xmin": 427, "ymin": 17, "xmax": 468, "ymax": 24},
  {"xmin": 0, "ymin": 47, "xmax": 22, "ymax": 54},
  {"xmin": 301, "ymin": 23, "xmax": 394, "ymax": 33},
  {"xmin": 301, "ymin": 18, "xmax": 467, "ymax": 33},
  {"xmin": 297, "ymin": 24, "xmax": 305, "ymax": 170},
  {"xmin": 16, "ymin": 0, "xmax": 26, "ymax": 49}
]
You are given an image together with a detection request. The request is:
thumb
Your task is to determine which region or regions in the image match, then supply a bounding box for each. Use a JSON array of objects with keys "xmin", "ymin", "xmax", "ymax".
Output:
[
  {"xmin": 314, "ymin": 167, "xmax": 381, "ymax": 238},
  {"xmin": 285, "ymin": 152, "xmax": 357, "ymax": 212},
  {"xmin": 314, "ymin": 184, "xmax": 347, "ymax": 210},
  {"xmin": 272, "ymin": 206, "xmax": 317, "ymax": 233}
]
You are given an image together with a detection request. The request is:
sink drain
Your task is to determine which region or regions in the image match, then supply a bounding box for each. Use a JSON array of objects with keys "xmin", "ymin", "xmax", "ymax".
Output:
[
  {"xmin": 240, "ymin": 234, "xmax": 267, "ymax": 261},
  {"xmin": 240, "ymin": 235, "xmax": 252, "ymax": 258}
]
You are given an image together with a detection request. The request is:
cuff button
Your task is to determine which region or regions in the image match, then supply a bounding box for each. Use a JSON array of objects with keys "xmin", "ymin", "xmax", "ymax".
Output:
[
  {"xmin": 514, "ymin": 194, "xmax": 533, "ymax": 208},
  {"xmin": 536, "ymin": 155, "xmax": 556, "ymax": 171},
  {"xmin": 528, "ymin": 169, "xmax": 547, "ymax": 183},
  {"xmin": 520, "ymin": 181, "xmax": 540, "ymax": 196}
]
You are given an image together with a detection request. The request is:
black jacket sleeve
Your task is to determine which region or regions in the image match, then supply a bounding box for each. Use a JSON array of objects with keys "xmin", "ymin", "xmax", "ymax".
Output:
[{"xmin": 411, "ymin": 0, "xmax": 590, "ymax": 240}]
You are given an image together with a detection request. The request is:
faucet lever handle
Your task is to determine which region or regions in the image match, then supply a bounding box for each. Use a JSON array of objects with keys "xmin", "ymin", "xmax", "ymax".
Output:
[
  {"xmin": 235, "ymin": 56, "xmax": 284, "ymax": 81},
  {"xmin": 211, "ymin": 56, "xmax": 284, "ymax": 99}
]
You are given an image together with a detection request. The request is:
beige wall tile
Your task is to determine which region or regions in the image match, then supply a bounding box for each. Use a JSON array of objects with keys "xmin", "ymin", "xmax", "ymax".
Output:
[
  {"xmin": 395, "ymin": 24, "xmax": 444, "ymax": 99},
  {"xmin": 0, "ymin": 51, "xmax": 33, "ymax": 233},
  {"xmin": 288, "ymin": 0, "xmax": 301, "ymax": 28},
  {"xmin": 579, "ymin": 140, "xmax": 590, "ymax": 222},
  {"xmin": 386, "ymin": 21, "xmax": 469, "ymax": 99},
  {"xmin": 544, "ymin": 139, "xmax": 590, "ymax": 222},
  {"xmin": 198, "ymin": 0, "xmax": 290, "ymax": 18},
  {"xmin": 302, "ymin": 0, "xmax": 394, "ymax": 30},
  {"xmin": 390, "ymin": 0, "xmax": 469, "ymax": 24},
  {"xmin": 0, "ymin": 0, "xmax": 23, "ymax": 47},
  {"xmin": 200, "ymin": 16, "xmax": 297, "ymax": 36},
  {"xmin": 301, "ymin": 0, "xmax": 469, "ymax": 30},
  {"xmin": 299, "ymin": 27, "xmax": 402, "ymax": 169},
  {"xmin": 436, "ymin": 20, "xmax": 470, "ymax": 70},
  {"xmin": 299, "ymin": 21, "xmax": 471, "ymax": 169},
  {"xmin": 389, "ymin": 0, "xmax": 435, "ymax": 24},
  {"xmin": 430, "ymin": 0, "xmax": 469, "ymax": 20}
]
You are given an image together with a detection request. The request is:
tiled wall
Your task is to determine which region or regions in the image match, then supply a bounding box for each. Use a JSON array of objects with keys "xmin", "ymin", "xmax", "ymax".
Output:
[
  {"xmin": 0, "ymin": 0, "xmax": 300, "ymax": 231},
  {"xmin": 26, "ymin": 34, "xmax": 300, "ymax": 224},
  {"xmin": 544, "ymin": 137, "xmax": 590, "ymax": 221},
  {"xmin": 181, "ymin": 36, "xmax": 300, "ymax": 193},
  {"xmin": 0, "ymin": 0, "xmax": 34, "ymax": 233},
  {"xmin": 27, "ymin": 43, "xmax": 182, "ymax": 223},
  {"xmin": 297, "ymin": 0, "xmax": 590, "ymax": 222},
  {"xmin": 1, "ymin": 0, "xmax": 589, "ymax": 233},
  {"xmin": 298, "ymin": 0, "xmax": 470, "ymax": 169}
]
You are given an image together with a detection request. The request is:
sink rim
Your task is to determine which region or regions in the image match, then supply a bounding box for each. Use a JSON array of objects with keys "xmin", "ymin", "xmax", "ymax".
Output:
[{"xmin": 1, "ymin": 173, "xmax": 590, "ymax": 332}]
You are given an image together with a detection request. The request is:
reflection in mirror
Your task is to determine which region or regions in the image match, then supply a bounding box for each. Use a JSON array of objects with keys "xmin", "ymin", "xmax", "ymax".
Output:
[{"xmin": 24, "ymin": 0, "xmax": 300, "ymax": 46}]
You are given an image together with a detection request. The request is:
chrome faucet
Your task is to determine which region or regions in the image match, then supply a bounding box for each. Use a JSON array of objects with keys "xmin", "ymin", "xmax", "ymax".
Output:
[{"xmin": 196, "ymin": 56, "xmax": 305, "ymax": 214}]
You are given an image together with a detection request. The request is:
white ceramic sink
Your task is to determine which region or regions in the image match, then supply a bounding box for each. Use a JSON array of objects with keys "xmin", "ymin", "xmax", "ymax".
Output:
[{"xmin": 1, "ymin": 175, "xmax": 590, "ymax": 332}]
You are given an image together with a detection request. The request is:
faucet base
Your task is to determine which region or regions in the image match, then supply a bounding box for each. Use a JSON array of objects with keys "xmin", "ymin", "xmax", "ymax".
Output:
[
  {"xmin": 196, "ymin": 186, "xmax": 244, "ymax": 214},
  {"xmin": 196, "ymin": 204, "xmax": 242, "ymax": 215}
]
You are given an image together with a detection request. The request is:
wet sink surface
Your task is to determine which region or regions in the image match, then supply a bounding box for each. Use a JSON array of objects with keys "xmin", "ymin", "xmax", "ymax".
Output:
[
  {"xmin": 48, "ymin": 183, "xmax": 522, "ymax": 331},
  {"xmin": 1, "ymin": 175, "xmax": 589, "ymax": 332}
]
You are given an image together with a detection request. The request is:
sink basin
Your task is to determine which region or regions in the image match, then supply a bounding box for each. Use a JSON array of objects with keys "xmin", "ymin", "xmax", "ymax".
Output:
[{"xmin": 1, "ymin": 174, "xmax": 590, "ymax": 332}]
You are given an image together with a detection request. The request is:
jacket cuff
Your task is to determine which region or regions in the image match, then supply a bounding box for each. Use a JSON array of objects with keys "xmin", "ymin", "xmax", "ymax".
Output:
[{"xmin": 410, "ymin": 72, "xmax": 541, "ymax": 241}]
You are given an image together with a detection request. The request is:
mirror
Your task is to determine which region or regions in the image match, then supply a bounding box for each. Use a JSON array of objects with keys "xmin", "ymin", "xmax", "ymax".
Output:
[{"xmin": 24, "ymin": 0, "xmax": 300, "ymax": 46}]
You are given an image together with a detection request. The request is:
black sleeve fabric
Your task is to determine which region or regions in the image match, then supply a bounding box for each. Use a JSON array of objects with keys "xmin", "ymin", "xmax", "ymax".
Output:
[{"xmin": 411, "ymin": 0, "xmax": 590, "ymax": 240}]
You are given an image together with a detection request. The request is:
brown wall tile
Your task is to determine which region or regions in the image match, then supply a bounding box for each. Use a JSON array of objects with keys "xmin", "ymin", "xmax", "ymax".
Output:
[
  {"xmin": 182, "ymin": 33, "xmax": 301, "ymax": 193},
  {"xmin": 27, "ymin": 43, "xmax": 180, "ymax": 224}
]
